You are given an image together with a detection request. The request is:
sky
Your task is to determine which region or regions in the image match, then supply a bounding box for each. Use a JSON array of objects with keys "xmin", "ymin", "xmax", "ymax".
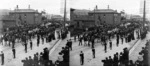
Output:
[
  {"xmin": 0, "ymin": 0, "xmax": 149, "ymax": 17},
  {"xmin": 0, "ymin": 0, "xmax": 67, "ymax": 15},
  {"xmin": 71, "ymin": 0, "xmax": 150, "ymax": 15}
]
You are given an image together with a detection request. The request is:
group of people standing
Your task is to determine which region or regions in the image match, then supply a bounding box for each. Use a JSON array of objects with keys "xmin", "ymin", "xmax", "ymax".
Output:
[
  {"xmin": 21, "ymin": 47, "xmax": 52, "ymax": 66},
  {"xmin": 69, "ymin": 22, "xmax": 141, "ymax": 65},
  {"xmin": 0, "ymin": 23, "xmax": 60, "ymax": 65},
  {"xmin": 102, "ymin": 47, "xmax": 129, "ymax": 66},
  {"xmin": 135, "ymin": 40, "xmax": 149, "ymax": 66},
  {"xmin": 55, "ymin": 39, "xmax": 70, "ymax": 66}
]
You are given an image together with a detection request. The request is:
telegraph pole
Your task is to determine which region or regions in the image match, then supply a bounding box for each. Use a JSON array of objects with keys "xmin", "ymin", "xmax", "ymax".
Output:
[
  {"xmin": 143, "ymin": 0, "xmax": 146, "ymax": 24},
  {"xmin": 94, "ymin": 5, "xmax": 97, "ymax": 26},
  {"xmin": 63, "ymin": 0, "xmax": 67, "ymax": 29}
]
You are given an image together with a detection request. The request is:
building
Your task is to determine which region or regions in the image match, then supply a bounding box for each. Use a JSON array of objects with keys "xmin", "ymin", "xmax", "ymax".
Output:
[
  {"xmin": 2, "ymin": 15, "xmax": 16, "ymax": 32},
  {"xmin": 0, "ymin": 5, "xmax": 42, "ymax": 33},
  {"xmin": 70, "ymin": 8, "xmax": 121, "ymax": 29},
  {"xmin": 70, "ymin": 8, "xmax": 94, "ymax": 28},
  {"xmin": 88, "ymin": 9, "xmax": 121, "ymax": 26},
  {"xmin": 0, "ymin": 9, "xmax": 12, "ymax": 33},
  {"xmin": 130, "ymin": 15, "xmax": 143, "ymax": 21},
  {"xmin": 51, "ymin": 15, "xmax": 64, "ymax": 21},
  {"xmin": 9, "ymin": 8, "xmax": 42, "ymax": 26}
]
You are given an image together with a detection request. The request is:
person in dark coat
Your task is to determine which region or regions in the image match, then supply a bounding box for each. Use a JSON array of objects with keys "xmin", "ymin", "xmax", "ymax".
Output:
[
  {"xmin": 30, "ymin": 40, "xmax": 33, "ymax": 50},
  {"xmin": 80, "ymin": 51, "xmax": 84, "ymax": 65},
  {"xmin": 119, "ymin": 52, "xmax": 123, "ymax": 64},
  {"xmin": 22, "ymin": 57, "xmax": 29, "ymax": 66},
  {"xmin": 108, "ymin": 56, "xmax": 113, "ymax": 66},
  {"xmin": 37, "ymin": 38, "xmax": 40, "ymax": 47},
  {"xmin": 28, "ymin": 56, "xmax": 33, "ymax": 66},
  {"xmin": 92, "ymin": 48, "xmax": 95, "ymax": 58},
  {"xmin": 113, "ymin": 54, "xmax": 119, "ymax": 66},
  {"xmin": 116, "ymin": 38, "xmax": 119, "ymax": 47},
  {"xmin": 121, "ymin": 37, "xmax": 124, "ymax": 44},
  {"xmin": 12, "ymin": 48, "xmax": 16, "ymax": 58},
  {"xmin": 43, "ymin": 48, "xmax": 49, "ymax": 61},
  {"xmin": 24, "ymin": 42, "xmax": 27, "ymax": 53},
  {"xmin": 91, "ymin": 38, "xmax": 95, "ymax": 48},
  {"xmin": 104, "ymin": 42, "xmax": 107, "ymax": 53},
  {"xmin": 102, "ymin": 57, "xmax": 109, "ymax": 66},
  {"xmin": 79, "ymin": 37, "xmax": 82, "ymax": 46},
  {"xmin": 109, "ymin": 40, "xmax": 112, "ymax": 50},
  {"xmin": 1, "ymin": 51, "xmax": 4, "ymax": 65},
  {"xmin": 69, "ymin": 39, "xmax": 72, "ymax": 50}
]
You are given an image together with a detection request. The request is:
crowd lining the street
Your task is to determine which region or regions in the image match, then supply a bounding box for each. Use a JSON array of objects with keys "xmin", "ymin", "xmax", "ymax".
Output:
[{"xmin": 0, "ymin": 21, "xmax": 149, "ymax": 66}]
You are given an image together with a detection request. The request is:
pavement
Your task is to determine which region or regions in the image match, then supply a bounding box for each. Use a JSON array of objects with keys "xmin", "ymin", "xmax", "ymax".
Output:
[
  {"xmin": 129, "ymin": 32, "xmax": 150, "ymax": 63},
  {"xmin": 49, "ymin": 32, "xmax": 71, "ymax": 63},
  {"xmin": 0, "ymin": 31, "xmax": 59, "ymax": 66}
]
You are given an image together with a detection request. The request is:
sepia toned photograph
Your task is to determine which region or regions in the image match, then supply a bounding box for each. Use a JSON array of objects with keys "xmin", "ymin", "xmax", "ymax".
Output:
[{"xmin": 0, "ymin": 0, "xmax": 150, "ymax": 66}]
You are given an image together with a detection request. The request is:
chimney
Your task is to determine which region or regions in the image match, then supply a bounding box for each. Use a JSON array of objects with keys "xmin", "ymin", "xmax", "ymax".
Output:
[
  {"xmin": 16, "ymin": 5, "xmax": 19, "ymax": 9},
  {"xmin": 28, "ymin": 5, "xmax": 30, "ymax": 9},
  {"xmin": 96, "ymin": 5, "xmax": 98, "ymax": 10},
  {"xmin": 108, "ymin": 5, "xmax": 109, "ymax": 9}
]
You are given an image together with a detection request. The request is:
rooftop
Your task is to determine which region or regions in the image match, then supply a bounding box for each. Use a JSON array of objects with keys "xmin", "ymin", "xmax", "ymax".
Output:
[
  {"xmin": 73, "ymin": 9, "xmax": 91, "ymax": 15},
  {"xmin": 89, "ymin": 9, "xmax": 118, "ymax": 13},
  {"xmin": 11, "ymin": 9, "xmax": 38, "ymax": 13}
]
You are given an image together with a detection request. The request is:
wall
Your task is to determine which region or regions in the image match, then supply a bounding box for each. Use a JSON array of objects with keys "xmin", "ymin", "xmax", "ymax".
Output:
[
  {"xmin": 70, "ymin": 10, "xmax": 95, "ymax": 28},
  {"xmin": 114, "ymin": 13, "xmax": 121, "ymax": 25},
  {"xmin": 94, "ymin": 13, "xmax": 114, "ymax": 25},
  {"xmin": 10, "ymin": 12, "xmax": 42, "ymax": 25}
]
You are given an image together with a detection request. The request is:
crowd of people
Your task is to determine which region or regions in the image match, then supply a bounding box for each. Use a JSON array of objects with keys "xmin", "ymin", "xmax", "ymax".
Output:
[
  {"xmin": 69, "ymin": 22, "xmax": 147, "ymax": 66},
  {"xmin": 21, "ymin": 29, "xmax": 69, "ymax": 66},
  {"xmin": 55, "ymin": 41, "xmax": 70, "ymax": 66},
  {"xmin": 102, "ymin": 47, "xmax": 129, "ymax": 66},
  {"xmin": 101, "ymin": 39, "xmax": 149, "ymax": 66},
  {"xmin": 0, "ymin": 23, "xmax": 61, "ymax": 65},
  {"xmin": 73, "ymin": 22, "xmax": 139, "ymax": 53},
  {"xmin": 0, "ymin": 21, "xmax": 149, "ymax": 66},
  {"xmin": 134, "ymin": 40, "xmax": 149, "ymax": 66},
  {"xmin": 21, "ymin": 47, "xmax": 52, "ymax": 66}
]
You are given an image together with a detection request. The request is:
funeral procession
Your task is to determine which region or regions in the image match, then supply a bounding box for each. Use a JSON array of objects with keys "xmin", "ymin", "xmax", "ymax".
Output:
[{"xmin": 0, "ymin": 0, "xmax": 150, "ymax": 66}]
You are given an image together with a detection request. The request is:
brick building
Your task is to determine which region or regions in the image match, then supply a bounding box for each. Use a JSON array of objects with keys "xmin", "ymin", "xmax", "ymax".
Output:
[
  {"xmin": 70, "ymin": 8, "xmax": 121, "ymax": 29},
  {"xmin": 2, "ymin": 15, "xmax": 16, "ymax": 32},
  {"xmin": 89, "ymin": 9, "xmax": 121, "ymax": 26},
  {"xmin": 70, "ymin": 9, "xmax": 94, "ymax": 28},
  {"xmin": 1, "ymin": 6, "xmax": 42, "ymax": 32},
  {"xmin": 9, "ymin": 8, "xmax": 42, "ymax": 26}
]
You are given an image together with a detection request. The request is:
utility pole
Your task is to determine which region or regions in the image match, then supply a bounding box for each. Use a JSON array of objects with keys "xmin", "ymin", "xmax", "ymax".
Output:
[
  {"xmin": 94, "ymin": 7, "xmax": 96, "ymax": 26},
  {"xmin": 143, "ymin": 0, "xmax": 146, "ymax": 25},
  {"xmin": 94, "ymin": 5, "xmax": 97, "ymax": 26},
  {"xmin": 63, "ymin": 0, "xmax": 67, "ymax": 29}
]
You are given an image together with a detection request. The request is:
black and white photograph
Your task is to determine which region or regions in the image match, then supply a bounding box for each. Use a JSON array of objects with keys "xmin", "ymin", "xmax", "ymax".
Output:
[{"xmin": 0, "ymin": 0, "xmax": 150, "ymax": 66}]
